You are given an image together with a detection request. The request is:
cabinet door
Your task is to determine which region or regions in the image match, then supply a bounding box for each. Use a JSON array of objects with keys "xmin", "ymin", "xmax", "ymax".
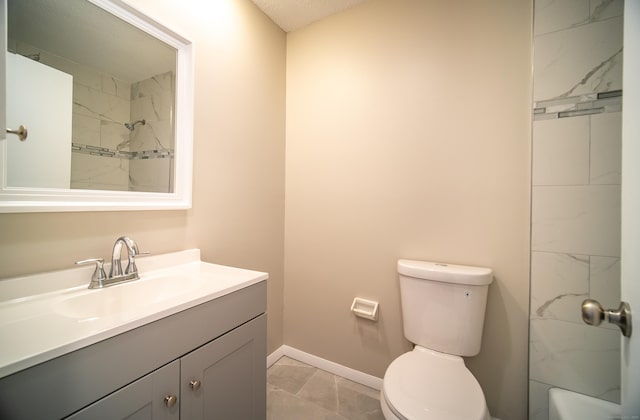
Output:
[
  {"xmin": 180, "ymin": 314, "xmax": 266, "ymax": 420},
  {"xmin": 65, "ymin": 360, "xmax": 180, "ymax": 420}
]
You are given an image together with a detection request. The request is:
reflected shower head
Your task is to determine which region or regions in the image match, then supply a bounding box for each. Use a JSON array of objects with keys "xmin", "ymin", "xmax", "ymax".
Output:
[{"xmin": 124, "ymin": 119, "xmax": 146, "ymax": 132}]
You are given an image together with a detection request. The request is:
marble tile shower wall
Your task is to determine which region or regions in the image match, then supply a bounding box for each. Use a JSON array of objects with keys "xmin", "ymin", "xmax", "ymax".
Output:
[
  {"xmin": 529, "ymin": 1, "xmax": 623, "ymax": 420},
  {"xmin": 69, "ymin": 59, "xmax": 131, "ymax": 191},
  {"xmin": 10, "ymin": 41, "xmax": 173, "ymax": 192},
  {"xmin": 72, "ymin": 70, "xmax": 175, "ymax": 192},
  {"xmin": 128, "ymin": 73, "xmax": 175, "ymax": 193}
]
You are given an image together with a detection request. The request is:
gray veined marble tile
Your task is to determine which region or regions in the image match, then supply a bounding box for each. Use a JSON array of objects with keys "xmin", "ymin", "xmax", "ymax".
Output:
[
  {"xmin": 534, "ymin": 92, "xmax": 598, "ymax": 109},
  {"xmin": 130, "ymin": 71, "xmax": 174, "ymax": 120},
  {"xmin": 130, "ymin": 93, "xmax": 173, "ymax": 124},
  {"xmin": 590, "ymin": 0, "xmax": 624, "ymax": 22},
  {"xmin": 534, "ymin": 16, "xmax": 623, "ymax": 101},
  {"xmin": 589, "ymin": 256, "xmax": 621, "ymax": 328},
  {"xmin": 72, "ymin": 114, "xmax": 101, "ymax": 147},
  {"xmin": 531, "ymin": 185, "xmax": 621, "ymax": 256},
  {"xmin": 129, "ymin": 158, "xmax": 172, "ymax": 193},
  {"xmin": 70, "ymin": 153, "xmax": 129, "ymax": 191},
  {"xmin": 131, "ymin": 71, "xmax": 174, "ymax": 100},
  {"xmin": 529, "ymin": 318, "xmax": 620, "ymax": 403},
  {"xmin": 530, "ymin": 252, "xmax": 589, "ymax": 324},
  {"xmin": 534, "ymin": 0, "xmax": 590, "ymax": 36},
  {"xmin": 532, "ymin": 117, "xmax": 589, "ymax": 186},
  {"xmin": 100, "ymin": 120, "xmax": 130, "ymax": 151},
  {"xmin": 102, "ymin": 74, "xmax": 131, "ymax": 100},
  {"xmin": 590, "ymin": 112, "xmax": 622, "ymax": 185},
  {"xmin": 73, "ymin": 83, "xmax": 131, "ymax": 124},
  {"xmin": 129, "ymin": 120, "xmax": 173, "ymax": 152},
  {"xmin": 529, "ymin": 380, "xmax": 554, "ymax": 420}
]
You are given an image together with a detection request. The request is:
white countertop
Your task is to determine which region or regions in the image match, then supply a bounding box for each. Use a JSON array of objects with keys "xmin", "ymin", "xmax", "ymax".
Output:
[{"xmin": 0, "ymin": 249, "xmax": 268, "ymax": 378}]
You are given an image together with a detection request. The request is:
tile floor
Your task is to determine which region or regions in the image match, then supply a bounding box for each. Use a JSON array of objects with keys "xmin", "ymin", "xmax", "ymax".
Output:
[{"xmin": 267, "ymin": 356, "xmax": 385, "ymax": 420}]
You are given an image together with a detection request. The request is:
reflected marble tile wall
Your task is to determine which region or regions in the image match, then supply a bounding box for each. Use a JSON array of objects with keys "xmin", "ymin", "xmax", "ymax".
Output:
[
  {"xmin": 529, "ymin": 1, "xmax": 623, "ymax": 419},
  {"xmin": 69, "ymin": 62, "xmax": 131, "ymax": 191},
  {"xmin": 10, "ymin": 39, "xmax": 174, "ymax": 193},
  {"xmin": 128, "ymin": 71, "xmax": 175, "ymax": 193},
  {"xmin": 71, "ymin": 153, "xmax": 129, "ymax": 191},
  {"xmin": 70, "ymin": 67, "xmax": 175, "ymax": 192}
]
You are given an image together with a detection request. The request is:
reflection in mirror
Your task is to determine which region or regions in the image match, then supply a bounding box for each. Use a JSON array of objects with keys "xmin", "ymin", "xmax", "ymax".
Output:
[{"xmin": 7, "ymin": 0, "xmax": 176, "ymax": 193}]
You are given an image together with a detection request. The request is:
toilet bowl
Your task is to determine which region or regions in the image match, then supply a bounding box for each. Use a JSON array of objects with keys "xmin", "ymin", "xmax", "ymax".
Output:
[
  {"xmin": 381, "ymin": 347, "xmax": 490, "ymax": 420},
  {"xmin": 381, "ymin": 260, "xmax": 493, "ymax": 420}
]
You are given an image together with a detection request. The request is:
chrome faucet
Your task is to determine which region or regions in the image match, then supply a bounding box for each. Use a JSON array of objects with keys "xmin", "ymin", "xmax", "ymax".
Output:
[
  {"xmin": 109, "ymin": 236, "xmax": 141, "ymax": 280},
  {"xmin": 76, "ymin": 236, "xmax": 147, "ymax": 289}
]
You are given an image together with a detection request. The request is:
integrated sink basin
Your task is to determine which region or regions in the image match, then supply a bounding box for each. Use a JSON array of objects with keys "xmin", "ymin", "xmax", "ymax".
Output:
[
  {"xmin": 0, "ymin": 249, "xmax": 268, "ymax": 378},
  {"xmin": 54, "ymin": 273, "xmax": 199, "ymax": 320}
]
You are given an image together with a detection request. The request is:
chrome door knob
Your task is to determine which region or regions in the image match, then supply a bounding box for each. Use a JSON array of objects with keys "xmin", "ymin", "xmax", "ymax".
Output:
[
  {"xmin": 164, "ymin": 394, "xmax": 178, "ymax": 408},
  {"xmin": 582, "ymin": 299, "xmax": 605, "ymax": 326},
  {"xmin": 582, "ymin": 299, "xmax": 632, "ymax": 337},
  {"xmin": 6, "ymin": 125, "xmax": 28, "ymax": 141}
]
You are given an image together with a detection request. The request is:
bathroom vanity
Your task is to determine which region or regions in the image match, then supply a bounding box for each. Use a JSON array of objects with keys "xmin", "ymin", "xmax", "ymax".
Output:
[{"xmin": 0, "ymin": 250, "xmax": 267, "ymax": 419}]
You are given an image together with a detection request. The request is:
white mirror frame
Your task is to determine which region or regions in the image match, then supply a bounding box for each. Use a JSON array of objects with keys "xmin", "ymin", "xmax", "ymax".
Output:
[{"xmin": 0, "ymin": 0, "xmax": 193, "ymax": 213}]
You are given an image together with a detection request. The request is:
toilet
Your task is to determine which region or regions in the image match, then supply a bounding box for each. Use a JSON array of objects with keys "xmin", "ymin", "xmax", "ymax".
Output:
[{"xmin": 381, "ymin": 259, "xmax": 493, "ymax": 420}]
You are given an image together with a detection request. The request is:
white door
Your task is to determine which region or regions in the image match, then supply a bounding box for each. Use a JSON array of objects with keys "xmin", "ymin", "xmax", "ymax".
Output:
[
  {"xmin": 621, "ymin": 1, "xmax": 640, "ymax": 416},
  {"xmin": 5, "ymin": 52, "xmax": 72, "ymax": 188}
]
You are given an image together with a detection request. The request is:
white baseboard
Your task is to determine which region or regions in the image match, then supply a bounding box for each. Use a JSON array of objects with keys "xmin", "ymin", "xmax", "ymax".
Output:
[
  {"xmin": 266, "ymin": 345, "xmax": 286, "ymax": 368},
  {"xmin": 267, "ymin": 345, "xmax": 383, "ymax": 391}
]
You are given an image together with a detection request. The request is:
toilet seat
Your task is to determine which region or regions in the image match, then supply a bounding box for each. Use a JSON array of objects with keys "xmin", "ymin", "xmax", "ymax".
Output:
[{"xmin": 382, "ymin": 347, "xmax": 489, "ymax": 420}]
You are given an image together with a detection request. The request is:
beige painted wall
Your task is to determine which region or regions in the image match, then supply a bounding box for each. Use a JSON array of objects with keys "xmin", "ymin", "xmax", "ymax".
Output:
[
  {"xmin": 2, "ymin": 1, "xmax": 533, "ymax": 418},
  {"xmin": 284, "ymin": 1, "xmax": 532, "ymax": 419},
  {"xmin": 0, "ymin": 0, "xmax": 286, "ymax": 353}
]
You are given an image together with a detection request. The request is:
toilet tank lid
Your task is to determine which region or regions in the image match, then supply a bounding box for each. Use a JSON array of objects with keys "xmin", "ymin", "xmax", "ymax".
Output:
[{"xmin": 398, "ymin": 260, "xmax": 493, "ymax": 286}]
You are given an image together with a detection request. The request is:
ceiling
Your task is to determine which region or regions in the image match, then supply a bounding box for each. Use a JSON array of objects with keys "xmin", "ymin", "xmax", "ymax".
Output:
[
  {"xmin": 7, "ymin": 0, "xmax": 370, "ymax": 83},
  {"xmin": 8, "ymin": 0, "xmax": 176, "ymax": 83},
  {"xmin": 250, "ymin": 0, "xmax": 369, "ymax": 32}
]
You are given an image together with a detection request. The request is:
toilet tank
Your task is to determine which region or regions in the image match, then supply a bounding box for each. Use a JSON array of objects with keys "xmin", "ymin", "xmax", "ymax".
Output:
[{"xmin": 398, "ymin": 259, "xmax": 493, "ymax": 357}]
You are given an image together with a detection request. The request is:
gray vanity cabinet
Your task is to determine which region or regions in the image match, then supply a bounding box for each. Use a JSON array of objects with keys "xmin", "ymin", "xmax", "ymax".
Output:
[
  {"xmin": 66, "ymin": 360, "xmax": 180, "ymax": 420},
  {"xmin": 0, "ymin": 281, "xmax": 267, "ymax": 420},
  {"xmin": 66, "ymin": 314, "xmax": 266, "ymax": 420}
]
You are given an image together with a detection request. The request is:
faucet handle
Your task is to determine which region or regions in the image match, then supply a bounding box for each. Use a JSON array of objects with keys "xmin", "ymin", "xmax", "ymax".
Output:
[
  {"xmin": 76, "ymin": 258, "xmax": 108, "ymax": 288},
  {"xmin": 124, "ymin": 251, "xmax": 150, "ymax": 275}
]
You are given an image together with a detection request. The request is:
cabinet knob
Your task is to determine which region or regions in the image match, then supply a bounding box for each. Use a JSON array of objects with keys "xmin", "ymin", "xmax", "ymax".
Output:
[
  {"xmin": 190, "ymin": 379, "xmax": 201, "ymax": 391},
  {"xmin": 164, "ymin": 394, "xmax": 178, "ymax": 408}
]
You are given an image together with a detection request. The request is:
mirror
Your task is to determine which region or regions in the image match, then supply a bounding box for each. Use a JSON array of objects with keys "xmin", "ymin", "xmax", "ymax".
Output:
[{"xmin": 1, "ymin": 0, "xmax": 193, "ymax": 212}]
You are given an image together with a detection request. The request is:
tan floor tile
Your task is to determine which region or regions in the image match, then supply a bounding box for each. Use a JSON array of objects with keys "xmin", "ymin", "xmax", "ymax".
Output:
[
  {"xmin": 298, "ymin": 369, "xmax": 339, "ymax": 412},
  {"xmin": 267, "ymin": 357, "xmax": 383, "ymax": 420},
  {"xmin": 268, "ymin": 359, "xmax": 317, "ymax": 394},
  {"xmin": 268, "ymin": 388, "xmax": 347, "ymax": 420}
]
